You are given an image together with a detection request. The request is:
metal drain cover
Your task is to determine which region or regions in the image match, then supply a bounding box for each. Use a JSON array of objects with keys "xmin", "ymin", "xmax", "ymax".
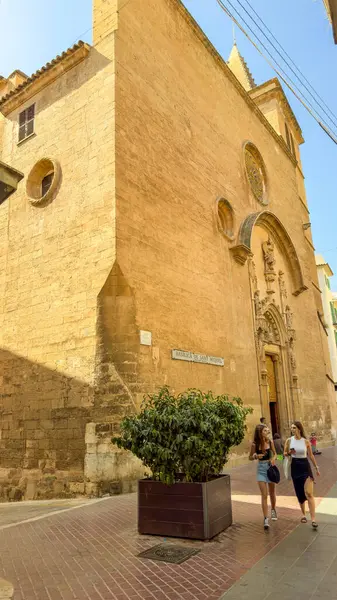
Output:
[{"xmin": 138, "ymin": 543, "xmax": 200, "ymax": 564}]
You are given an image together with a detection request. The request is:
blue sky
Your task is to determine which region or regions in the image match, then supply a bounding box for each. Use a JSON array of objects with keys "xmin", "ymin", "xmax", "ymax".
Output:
[{"xmin": 1, "ymin": 0, "xmax": 337, "ymax": 286}]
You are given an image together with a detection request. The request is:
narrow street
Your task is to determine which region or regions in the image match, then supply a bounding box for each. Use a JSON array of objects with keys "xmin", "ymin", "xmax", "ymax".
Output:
[{"xmin": 1, "ymin": 447, "xmax": 336, "ymax": 600}]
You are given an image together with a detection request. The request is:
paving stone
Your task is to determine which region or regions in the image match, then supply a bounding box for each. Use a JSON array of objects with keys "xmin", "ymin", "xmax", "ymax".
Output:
[{"xmin": 0, "ymin": 447, "xmax": 337, "ymax": 600}]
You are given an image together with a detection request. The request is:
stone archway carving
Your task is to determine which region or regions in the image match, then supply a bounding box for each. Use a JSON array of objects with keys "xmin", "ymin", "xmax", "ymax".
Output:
[
  {"xmin": 230, "ymin": 211, "xmax": 308, "ymax": 296},
  {"xmin": 251, "ymin": 268, "xmax": 301, "ymax": 429}
]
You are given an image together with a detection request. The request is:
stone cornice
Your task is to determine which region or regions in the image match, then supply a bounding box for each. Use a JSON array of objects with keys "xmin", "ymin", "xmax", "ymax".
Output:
[
  {"xmin": 0, "ymin": 42, "xmax": 90, "ymax": 116},
  {"xmin": 298, "ymin": 195, "xmax": 310, "ymax": 214},
  {"xmin": 304, "ymin": 236, "xmax": 315, "ymax": 252},
  {"xmin": 312, "ymin": 281, "xmax": 322, "ymax": 294},
  {"xmin": 170, "ymin": 0, "xmax": 298, "ymax": 166}
]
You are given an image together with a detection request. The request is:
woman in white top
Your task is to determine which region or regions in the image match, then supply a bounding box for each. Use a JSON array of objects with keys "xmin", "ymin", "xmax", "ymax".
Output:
[{"xmin": 284, "ymin": 421, "xmax": 320, "ymax": 529}]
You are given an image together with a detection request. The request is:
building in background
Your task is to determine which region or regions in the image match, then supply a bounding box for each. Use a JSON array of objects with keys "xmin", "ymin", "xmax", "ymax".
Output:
[
  {"xmin": 0, "ymin": 0, "xmax": 336, "ymax": 500},
  {"xmin": 323, "ymin": 0, "xmax": 337, "ymax": 43},
  {"xmin": 316, "ymin": 255, "xmax": 337, "ymax": 394}
]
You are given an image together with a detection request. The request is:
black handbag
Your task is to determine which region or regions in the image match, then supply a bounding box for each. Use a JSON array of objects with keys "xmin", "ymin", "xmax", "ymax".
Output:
[{"xmin": 267, "ymin": 464, "xmax": 280, "ymax": 484}]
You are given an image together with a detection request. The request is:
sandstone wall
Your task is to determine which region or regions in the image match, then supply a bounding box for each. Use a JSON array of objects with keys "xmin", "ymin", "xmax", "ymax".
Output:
[
  {"xmin": 114, "ymin": 0, "xmax": 336, "ymax": 443},
  {"xmin": 0, "ymin": 0, "xmax": 335, "ymax": 500},
  {"xmin": 0, "ymin": 31, "xmax": 128, "ymax": 498}
]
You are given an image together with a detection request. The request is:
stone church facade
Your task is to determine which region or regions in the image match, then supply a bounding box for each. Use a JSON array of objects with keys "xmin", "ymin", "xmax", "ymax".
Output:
[{"xmin": 0, "ymin": 0, "xmax": 336, "ymax": 499}]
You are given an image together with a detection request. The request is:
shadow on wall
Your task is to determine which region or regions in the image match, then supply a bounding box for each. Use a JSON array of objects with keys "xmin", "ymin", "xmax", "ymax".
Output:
[
  {"xmin": 0, "ymin": 347, "xmax": 91, "ymax": 501},
  {"xmin": 0, "ymin": 263, "xmax": 145, "ymax": 501}
]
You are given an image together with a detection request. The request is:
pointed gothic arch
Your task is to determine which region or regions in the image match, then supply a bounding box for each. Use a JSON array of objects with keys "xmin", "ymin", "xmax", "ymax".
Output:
[
  {"xmin": 264, "ymin": 302, "xmax": 288, "ymax": 347},
  {"xmin": 230, "ymin": 210, "xmax": 308, "ymax": 296}
]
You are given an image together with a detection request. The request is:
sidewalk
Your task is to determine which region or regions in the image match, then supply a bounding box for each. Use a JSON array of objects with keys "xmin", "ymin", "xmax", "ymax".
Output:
[
  {"xmin": 0, "ymin": 447, "xmax": 336, "ymax": 600},
  {"xmin": 220, "ymin": 482, "xmax": 337, "ymax": 600}
]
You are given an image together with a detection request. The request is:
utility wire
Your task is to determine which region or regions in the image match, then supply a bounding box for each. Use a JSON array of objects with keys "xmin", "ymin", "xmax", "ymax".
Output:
[
  {"xmin": 217, "ymin": 0, "xmax": 337, "ymax": 137},
  {"xmin": 215, "ymin": 0, "xmax": 337, "ymax": 145},
  {"xmin": 236, "ymin": 0, "xmax": 337, "ymax": 132}
]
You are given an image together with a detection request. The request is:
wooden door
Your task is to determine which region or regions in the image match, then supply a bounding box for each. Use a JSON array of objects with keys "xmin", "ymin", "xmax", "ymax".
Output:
[{"xmin": 266, "ymin": 355, "xmax": 280, "ymax": 434}]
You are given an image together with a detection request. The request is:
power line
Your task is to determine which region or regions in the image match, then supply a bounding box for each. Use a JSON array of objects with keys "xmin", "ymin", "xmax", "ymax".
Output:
[
  {"xmin": 217, "ymin": 0, "xmax": 337, "ymax": 138},
  {"xmin": 236, "ymin": 0, "xmax": 337, "ymax": 132},
  {"xmin": 215, "ymin": 0, "xmax": 337, "ymax": 145}
]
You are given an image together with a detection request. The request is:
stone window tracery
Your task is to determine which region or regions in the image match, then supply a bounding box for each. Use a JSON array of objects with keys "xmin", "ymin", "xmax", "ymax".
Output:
[{"xmin": 244, "ymin": 143, "xmax": 268, "ymax": 205}]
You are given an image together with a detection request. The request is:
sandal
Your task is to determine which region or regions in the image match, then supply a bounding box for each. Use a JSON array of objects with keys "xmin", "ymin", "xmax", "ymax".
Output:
[
  {"xmin": 312, "ymin": 521, "xmax": 318, "ymax": 530},
  {"xmin": 301, "ymin": 517, "xmax": 307, "ymax": 523}
]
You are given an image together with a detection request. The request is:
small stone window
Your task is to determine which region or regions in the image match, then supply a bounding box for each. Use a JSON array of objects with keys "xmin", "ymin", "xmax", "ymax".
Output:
[
  {"xmin": 285, "ymin": 123, "xmax": 296, "ymax": 158},
  {"xmin": 41, "ymin": 172, "xmax": 53, "ymax": 197},
  {"xmin": 18, "ymin": 104, "xmax": 35, "ymax": 142},
  {"xmin": 285, "ymin": 123, "xmax": 291, "ymax": 150},
  {"xmin": 290, "ymin": 133, "xmax": 296, "ymax": 158},
  {"xmin": 26, "ymin": 158, "xmax": 61, "ymax": 205},
  {"xmin": 216, "ymin": 198, "xmax": 234, "ymax": 240}
]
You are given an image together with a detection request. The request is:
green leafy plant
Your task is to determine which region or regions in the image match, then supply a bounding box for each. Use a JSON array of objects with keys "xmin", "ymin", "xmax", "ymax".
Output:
[{"xmin": 112, "ymin": 386, "xmax": 252, "ymax": 484}]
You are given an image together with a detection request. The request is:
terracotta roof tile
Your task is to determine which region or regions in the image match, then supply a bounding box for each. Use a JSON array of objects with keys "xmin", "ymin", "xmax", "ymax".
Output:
[{"xmin": 0, "ymin": 41, "xmax": 88, "ymax": 108}]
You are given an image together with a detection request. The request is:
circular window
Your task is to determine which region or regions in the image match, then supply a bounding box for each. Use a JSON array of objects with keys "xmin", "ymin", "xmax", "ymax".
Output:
[
  {"xmin": 244, "ymin": 143, "xmax": 267, "ymax": 205},
  {"xmin": 26, "ymin": 158, "xmax": 61, "ymax": 205},
  {"xmin": 217, "ymin": 198, "xmax": 234, "ymax": 240}
]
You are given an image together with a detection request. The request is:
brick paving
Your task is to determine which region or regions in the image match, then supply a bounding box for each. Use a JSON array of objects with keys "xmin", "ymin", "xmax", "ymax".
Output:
[
  {"xmin": 0, "ymin": 447, "xmax": 336, "ymax": 600},
  {"xmin": 0, "ymin": 498, "xmax": 96, "ymax": 528}
]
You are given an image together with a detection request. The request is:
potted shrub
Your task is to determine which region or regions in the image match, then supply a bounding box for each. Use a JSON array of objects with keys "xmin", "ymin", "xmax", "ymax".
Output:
[{"xmin": 113, "ymin": 387, "xmax": 251, "ymax": 540}]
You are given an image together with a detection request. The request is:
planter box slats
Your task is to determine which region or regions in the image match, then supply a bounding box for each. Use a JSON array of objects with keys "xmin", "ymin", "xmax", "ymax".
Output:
[
  {"xmin": 139, "ymin": 493, "xmax": 203, "ymax": 511},
  {"xmin": 139, "ymin": 507, "xmax": 205, "ymax": 524},
  {"xmin": 139, "ymin": 481, "xmax": 202, "ymax": 496},
  {"xmin": 138, "ymin": 475, "xmax": 232, "ymax": 540}
]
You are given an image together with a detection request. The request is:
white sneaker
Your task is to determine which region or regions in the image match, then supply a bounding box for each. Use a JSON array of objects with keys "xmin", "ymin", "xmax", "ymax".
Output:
[
  {"xmin": 271, "ymin": 509, "xmax": 278, "ymax": 521},
  {"xmin": 264, "ymin": 517, "xmax": 270, "ymax": 530}
]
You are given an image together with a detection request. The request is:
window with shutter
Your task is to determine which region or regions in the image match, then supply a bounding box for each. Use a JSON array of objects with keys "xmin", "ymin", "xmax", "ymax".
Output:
[
  {"xmin": 18, "ymin": 104, "xmax": 35, "ymax": 142},
  {"xmin": 330, "ymin": 302, "xmax": 337, "ymax": 325}
]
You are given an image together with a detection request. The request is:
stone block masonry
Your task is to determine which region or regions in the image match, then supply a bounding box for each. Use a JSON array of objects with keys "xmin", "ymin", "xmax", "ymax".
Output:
[{"xmin": 0, "ymin": 0, "xmax": 336, "ymax": 499}]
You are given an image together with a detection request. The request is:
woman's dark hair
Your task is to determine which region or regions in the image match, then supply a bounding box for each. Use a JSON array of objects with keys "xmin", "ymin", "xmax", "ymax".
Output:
[
  {"xmin": 254, "ymin": 424, "xmax": 266, "ymax": 453},
  {"xmin": 273, "ymin": 433, "xmax": 280, "ymax": 440},
  {"xmin": 292, "ymin": 421, "xmax": 306, "ymax": 438}
]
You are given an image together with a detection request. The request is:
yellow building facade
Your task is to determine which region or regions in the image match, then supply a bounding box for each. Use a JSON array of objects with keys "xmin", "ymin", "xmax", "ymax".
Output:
[{"xmin": 0, "ymin": 0, "xmax": 336, "ymax": 500}]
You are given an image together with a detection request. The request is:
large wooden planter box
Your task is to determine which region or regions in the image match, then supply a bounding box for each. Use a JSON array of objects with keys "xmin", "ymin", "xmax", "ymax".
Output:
[{"xmin": 138, "ymin": 474, "xmax": 232, "ymax": 540}]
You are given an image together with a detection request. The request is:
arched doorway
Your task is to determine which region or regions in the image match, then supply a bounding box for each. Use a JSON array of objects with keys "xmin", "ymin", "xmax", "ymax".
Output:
[
  {"xmin": 251, "ymin": 267, "xmax": 302, "ymax": 438},
  {"xmin": 231, "ymin": 210, "xmax": 306, "ymax": 436}
]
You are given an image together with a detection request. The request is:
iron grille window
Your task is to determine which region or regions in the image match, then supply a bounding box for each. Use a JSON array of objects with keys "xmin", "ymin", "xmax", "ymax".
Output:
[
  {"xmin": 41, "ymin": 173, "xmax": 53, "ymax": 197},
  {"xmin": 18, "ymin": 104, "xmax": 35, "ymax": 142}
]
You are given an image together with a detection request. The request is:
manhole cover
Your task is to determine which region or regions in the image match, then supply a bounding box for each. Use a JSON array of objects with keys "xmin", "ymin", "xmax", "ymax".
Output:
[{"xmin": 138, "ymin": 543, "xmax": 200, "ymax": 564}]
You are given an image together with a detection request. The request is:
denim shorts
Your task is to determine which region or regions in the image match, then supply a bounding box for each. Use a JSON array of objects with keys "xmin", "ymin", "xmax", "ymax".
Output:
[{"xmin": 257, "ymin": 461, "xmax": 271, "ymax": 483}]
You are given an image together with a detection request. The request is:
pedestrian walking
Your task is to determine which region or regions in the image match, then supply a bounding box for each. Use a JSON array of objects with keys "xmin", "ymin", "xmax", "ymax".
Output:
[
  {"xmin": 273, "ymin": 433, "xmax": 284, "ymax": 460},
  {"xmin": 249, "ymin": 424, "xmax": 278, "ymax": 530},
  {"xmin": 284, "ymin": 421, "xmax": 320, "ymax": 529},
  {"xmin": 310, "ymin": 432, "xmax": 322, "ymax": 455}
]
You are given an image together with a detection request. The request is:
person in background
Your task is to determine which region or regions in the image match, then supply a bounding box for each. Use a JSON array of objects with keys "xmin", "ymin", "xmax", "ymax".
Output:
[
  {"xmin": 273, "ymin": 433, "xmax": 284, "ymax": 460},
  {"xmin": 260, "ymin": 417, "xmax": 266, "ymax": 425},
  {"xmin": 310, "ymin": 432, "xmax": 322, "ymax": 455},
  {"xmin": 249, "ymin": 424, "xmax": 277, "ymax": 530}
]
